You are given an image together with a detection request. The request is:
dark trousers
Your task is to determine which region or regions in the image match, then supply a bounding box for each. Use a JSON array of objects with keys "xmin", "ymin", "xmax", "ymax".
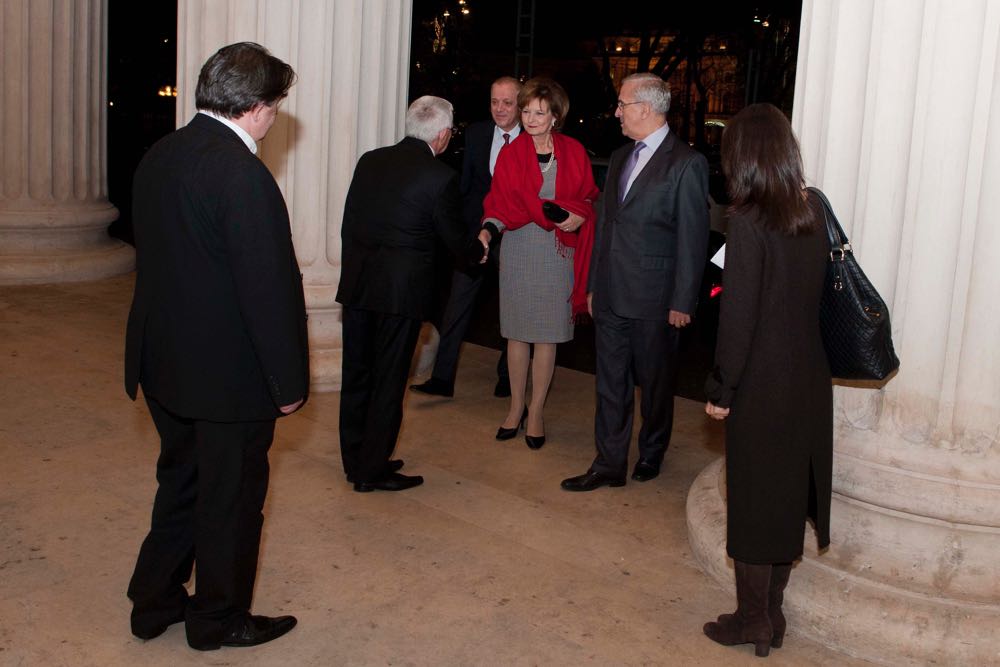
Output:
[
  {"xmin": 339, "ymin": 306, "xmax": 423, "ymax": 482},
  {"xmin": 128, "ymin": 396, "xmax": 275, "ymax": 646},
  {"xmin": 592, "ymin": 308, "xmax": 681, "ymax": 477},
  {"xmin": 431, "ymin": 266, "xmax": 508, "ymax": 386}
]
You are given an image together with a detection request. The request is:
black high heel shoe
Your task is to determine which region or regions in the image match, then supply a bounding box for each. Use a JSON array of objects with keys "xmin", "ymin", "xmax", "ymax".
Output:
[
  {"xmin": 525, "ymin": 434, "xmax": 546, "ymax": 450},
  {"xmin": 496, "ymin": 407, "xmax": 528, "ymax": 441},
  {"xmin": 524, "ymin": 414, "xmax": 545, "ymax": 449}
]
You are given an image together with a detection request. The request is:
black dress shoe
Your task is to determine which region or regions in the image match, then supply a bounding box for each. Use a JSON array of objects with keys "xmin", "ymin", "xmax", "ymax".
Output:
[
  {"xmin": 353, "ymin": 472, "xmax": 424, "ymax": 493},
  {"xmin": 346, "ymin": 459, "xmax": 404, "ymax": 483},
  {"xmin": 631, "ymin": 459, "xmax": 661, "ymax": 482},
  {"xmin": 409, "ymin": 378, "xmax": 454, "ymax": 397},
  {"xmin": 494, "ymin": 377, "xmax": 511, "ymax": 398},
  {"xmin": 496, "ymin": 407, "xmax": 528, "ymax": 440},
  {"xmin": 525, "ymin": 434, "xmax": 545, "ymax": 449},
  {"xmin": 560, "ymin": 470, "xmax": 626, "ymax": 492},
  {"xmin": 189, "ymin": 614, "xmax": 297, "ymax": 650}
]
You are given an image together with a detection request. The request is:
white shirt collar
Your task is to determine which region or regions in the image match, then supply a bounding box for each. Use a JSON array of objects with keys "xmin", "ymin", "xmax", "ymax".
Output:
[
  {"xmin": 494, "ymin": 124, "xmax": 521, "ymax": 142},
  {"xmin": 621, "ymin": 122, "xmax": 672, "ymax": 198},
  {"xmin": 198, "ymin": 110, "xmax": 258, "ymax": 154},
  {"xmin": 489, "ymin": 125, "xmax": 521, "ymax": 174},
  {"xmin": 638, "ymin": 122, "xmax": 670, "ymax": 153}
]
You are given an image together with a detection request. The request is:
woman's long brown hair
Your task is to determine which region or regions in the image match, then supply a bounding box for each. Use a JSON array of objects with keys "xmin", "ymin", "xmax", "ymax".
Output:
[{"xmin": 721, "ymin": 103, "xmax": 818, "ymax": 236}]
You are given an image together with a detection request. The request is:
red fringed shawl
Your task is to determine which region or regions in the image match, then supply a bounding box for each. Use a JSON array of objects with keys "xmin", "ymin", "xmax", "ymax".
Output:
[{"xmin": 482, "ymin": 131, "xmax": 599, "ymax": 316}]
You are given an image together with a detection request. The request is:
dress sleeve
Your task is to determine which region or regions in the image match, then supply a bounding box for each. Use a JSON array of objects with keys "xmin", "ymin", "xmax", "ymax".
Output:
[{"xmin": 704, "ymin": 213, "xmax": 764, "ymax": 408}]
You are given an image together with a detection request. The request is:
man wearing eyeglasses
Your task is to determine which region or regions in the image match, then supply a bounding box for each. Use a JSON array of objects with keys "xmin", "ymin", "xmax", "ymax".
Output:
[
  {"xmin": 562, "ymin": 72, "xmax": 709, "ymax": 491},
  {"xmin": 337, "ymin": 96, "xmax": 488, "ymax": 493}
]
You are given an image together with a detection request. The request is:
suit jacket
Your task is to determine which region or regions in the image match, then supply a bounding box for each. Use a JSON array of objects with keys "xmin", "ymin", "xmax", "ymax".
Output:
[
  {"xmin": 336, "ymin": 136, "xmax": 474, "ymax": 321},
  {"xmin": 124, "ymin": 113, "xmax": 310, "ymax": 422},
  {"xmin": 588, "ymin": 130, "xmax": 710, "ymax": 320},
  {"xmin": 459, "ymin": 120, "xmax": 496, "ymax": 233}
]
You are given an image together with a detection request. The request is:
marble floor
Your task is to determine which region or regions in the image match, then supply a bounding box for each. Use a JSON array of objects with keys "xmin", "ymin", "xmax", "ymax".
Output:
[{"xmin": 0, "ymin": 276, "xmax": 872, "ymax": 666}]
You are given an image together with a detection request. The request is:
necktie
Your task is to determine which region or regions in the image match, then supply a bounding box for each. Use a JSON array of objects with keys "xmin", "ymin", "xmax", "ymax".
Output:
[
  {"xmin": 502, "ymin": 132, "xmax": 510, "ymax": 145},
  {"xmin": 618, "ymin": 141, "xmax": 646, "ymax": 203}
]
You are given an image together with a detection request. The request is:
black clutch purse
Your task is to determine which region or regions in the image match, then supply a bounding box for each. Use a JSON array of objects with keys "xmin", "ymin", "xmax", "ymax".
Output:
[
  {"xmin": 542, "ymin": 201, "xmax": 570, "ymax": 223},
  {"xmin": 482, "ymin": 220, "xmax": 503, "ymax": 264},
  {"xmin": 809, "ymin": 187, "xmax": 900, "ymax": 381}
]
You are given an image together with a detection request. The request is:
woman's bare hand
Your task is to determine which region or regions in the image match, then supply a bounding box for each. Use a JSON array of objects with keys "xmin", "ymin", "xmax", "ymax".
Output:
[{"xmin": 557, "ymin": 212, "xmax": 584, "ymax": 233}]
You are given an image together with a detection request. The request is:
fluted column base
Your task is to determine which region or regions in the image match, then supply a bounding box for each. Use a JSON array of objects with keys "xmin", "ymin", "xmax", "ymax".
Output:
[
  {"xmin": 0, "ymin": 243, "xmax": 135, "ymax": 285},
  {"xmin": 0, "ymin": 203, "xmax": 134, "ymax": 285},
  {"xmin": 304, "ymin": 301, "xmax": 440, "ymax": 393},
  {"xmin": 305, "ymin": 295, "xmax": 343, "ymax": 393},
  {"xmin": 687, "ymin": 458, "xmax": 1000, "ymax": 665}
]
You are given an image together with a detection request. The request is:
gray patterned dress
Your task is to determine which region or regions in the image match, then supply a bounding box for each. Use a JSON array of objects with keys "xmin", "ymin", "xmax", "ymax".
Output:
[{"xmin": 488, "ymin": 154, "xmax": 574, "ymax": 343}]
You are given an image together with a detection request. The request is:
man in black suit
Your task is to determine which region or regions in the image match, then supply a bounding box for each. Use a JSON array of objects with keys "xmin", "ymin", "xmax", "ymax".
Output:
[
  {"xmin": 337, "ymin": 96, "xmax": 486, "ymax": 492},
  {"xmin": 562, "ymin": 73, "xmax": 709, "ymax": 491},
  {"xmin": 125, "ymin": 43, "xmax": 308, "ymax": 649},
  {"xmin": 409, "ymin": 76, "xmax": 521, "ymax": 399}
]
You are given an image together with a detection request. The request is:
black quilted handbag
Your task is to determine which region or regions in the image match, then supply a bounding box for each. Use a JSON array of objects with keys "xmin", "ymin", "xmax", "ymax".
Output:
[{"xmin": 809, "ymin": 187, "xmax": 900, "ymax": 381}]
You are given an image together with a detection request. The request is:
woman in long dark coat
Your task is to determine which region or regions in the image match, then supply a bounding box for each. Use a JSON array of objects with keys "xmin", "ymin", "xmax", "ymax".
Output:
[{"xmin": 703, "ymin": 103, "xmax": 833, "ymax": 658}]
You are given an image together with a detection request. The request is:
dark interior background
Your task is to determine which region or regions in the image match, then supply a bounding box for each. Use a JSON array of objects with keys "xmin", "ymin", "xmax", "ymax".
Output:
[{"xmin": 107, "ymin": 0, "xmax": 178, "ymax": 246}]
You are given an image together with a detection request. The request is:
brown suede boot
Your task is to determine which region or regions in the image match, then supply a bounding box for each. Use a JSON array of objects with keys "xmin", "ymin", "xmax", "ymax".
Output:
[
  {"xmin": 703, "ymin": 561, "xmax": 774, "ymax": 657},
  {"xmin": 767, "ymin": 563, "xmax": 792, "ymax": 648}
]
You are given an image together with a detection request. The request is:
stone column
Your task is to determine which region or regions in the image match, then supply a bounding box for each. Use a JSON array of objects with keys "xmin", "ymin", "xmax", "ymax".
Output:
[
  {"xmin": 687, "ymin": 1, "xmax": 1000, "ymax": 663},
  {"xmin": 0, "ymin": 0, "xmax": 134, "ymax": 284},
  {"xmin": 176, "ymin": 0, "xmax": 413, "ymax": 391}
]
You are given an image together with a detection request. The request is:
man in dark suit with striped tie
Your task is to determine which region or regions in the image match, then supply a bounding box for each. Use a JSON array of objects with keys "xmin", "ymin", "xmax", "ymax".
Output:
[
  {"xmin": 562, "ymin": 72, "xmax": 709, "ymax": 491},
  {"xmin": 410, "ymin": 76, "xmax": 521, "ymax": 399}
]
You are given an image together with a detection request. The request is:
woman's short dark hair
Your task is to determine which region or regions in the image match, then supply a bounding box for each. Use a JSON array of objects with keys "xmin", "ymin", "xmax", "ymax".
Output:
[
  {"xmin": 195, "ymin": 42, "xmax": 296, "ymax": 118},
  {"xmin": 722, "ymin": 103, "xmax": 818, "ymax": 236},
  {"xmin": 518, "ymin": 77, "xmax": 570, "ymax": 131}
]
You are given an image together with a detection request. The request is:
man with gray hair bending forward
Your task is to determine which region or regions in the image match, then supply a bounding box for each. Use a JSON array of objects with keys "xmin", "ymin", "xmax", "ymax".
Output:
[{"xmin": 336, "ymin": 96, "xmax": 488, "ymax": 492}]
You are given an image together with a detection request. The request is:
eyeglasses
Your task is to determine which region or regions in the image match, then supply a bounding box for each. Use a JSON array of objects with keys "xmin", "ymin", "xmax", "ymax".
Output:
[
  {"xmin": 449, "ymin": 127, "xmax": 459, "ymax": 136},
  {"xmin": 616, "ymin": 100, "xmax": 645, "ymax": 110}
]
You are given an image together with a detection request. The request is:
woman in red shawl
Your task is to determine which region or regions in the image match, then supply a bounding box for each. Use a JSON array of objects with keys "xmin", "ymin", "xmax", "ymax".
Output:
[{"xmin": 478, "ymin": 78, "xmax": 598, "ymax": 449}]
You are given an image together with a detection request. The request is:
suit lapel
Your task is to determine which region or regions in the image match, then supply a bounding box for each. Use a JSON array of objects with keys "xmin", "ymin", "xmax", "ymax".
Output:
[
  {"xmin": 606, "ymin": 145, "xmax": 628, "ymax": 217},
  {"xmin": 485, "ymin": 123, "xmax": 517, "ymax": 174},
  {"xmin": 479, "ymin": 123, "xmax": 494, "ymax": 173},
  {"xmin": 619, "ymin": 133, "xmax": 677, "ymax": 208}
]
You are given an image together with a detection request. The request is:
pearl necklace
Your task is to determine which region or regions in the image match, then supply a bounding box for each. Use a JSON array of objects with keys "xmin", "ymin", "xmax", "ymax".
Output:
[{"xmin": 539, "ymin": 149, "xmax": 555, "ymax": 174}]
